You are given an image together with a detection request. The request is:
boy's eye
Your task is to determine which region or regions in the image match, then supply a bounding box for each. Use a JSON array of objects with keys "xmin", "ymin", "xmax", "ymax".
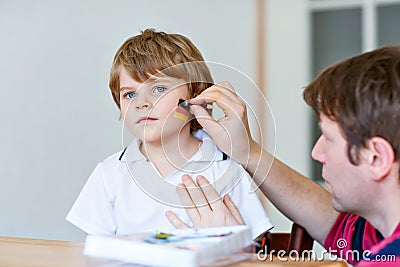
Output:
[
  {"xmin": 153, "ymin": 86, "xmax": 167, "ymax": 94},
  {"xmin": 125, "ymin": 92, "xmax": 136, "ymax": 99}
]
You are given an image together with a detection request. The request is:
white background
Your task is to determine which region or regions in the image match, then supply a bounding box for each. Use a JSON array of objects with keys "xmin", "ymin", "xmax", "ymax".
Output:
[{"xmin": 0, "ymin": 0, "xmax": 310, "ymax": 241}]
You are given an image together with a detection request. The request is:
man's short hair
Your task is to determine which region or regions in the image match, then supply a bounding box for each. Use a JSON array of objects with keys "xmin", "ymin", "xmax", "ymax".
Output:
[{"xmin": 304, "ymin": 45, "xmax": 400, "ymax": 164}]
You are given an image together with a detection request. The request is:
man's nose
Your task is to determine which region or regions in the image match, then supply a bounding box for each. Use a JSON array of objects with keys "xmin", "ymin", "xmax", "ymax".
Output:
[{"xmin": 311, "ymin": 135, "xmax": 325, "ymax": 163}]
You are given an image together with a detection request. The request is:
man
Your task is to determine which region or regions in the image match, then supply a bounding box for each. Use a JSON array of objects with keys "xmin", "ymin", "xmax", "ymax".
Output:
[{"xmin": 165, "ymin": 46, "xmax": 400, "ymax": 266}]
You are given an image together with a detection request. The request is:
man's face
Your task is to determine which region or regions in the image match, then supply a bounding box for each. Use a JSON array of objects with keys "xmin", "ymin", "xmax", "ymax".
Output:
[
  {"xmin": 311, "ymin": 114, "xmax": 370, "ymax": 213},
  {"xmin": 119, "ymin": 68, "xmax": 191, "ymax": 143}
]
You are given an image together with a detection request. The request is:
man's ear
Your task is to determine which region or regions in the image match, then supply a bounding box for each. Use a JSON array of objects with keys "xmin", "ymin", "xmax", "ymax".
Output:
[{"xmin": 364, "ymin": 137, "xmax": 395, "ymax": 181}]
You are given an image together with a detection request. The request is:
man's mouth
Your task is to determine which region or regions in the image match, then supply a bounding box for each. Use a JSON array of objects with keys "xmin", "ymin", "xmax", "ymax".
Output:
[{"xmin": 136, "ymin": 117, "xmax": 158, "ymax": 124}]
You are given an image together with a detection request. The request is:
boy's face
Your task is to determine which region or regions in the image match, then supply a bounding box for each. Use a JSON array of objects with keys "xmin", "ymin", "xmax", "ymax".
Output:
[
  {"xmin": 119, "ymin": 68, "xmax": 191, "ymax": 143},
  {"xmin": 311, "ymin": 114, "xmax": 372, "ymax": 214}
]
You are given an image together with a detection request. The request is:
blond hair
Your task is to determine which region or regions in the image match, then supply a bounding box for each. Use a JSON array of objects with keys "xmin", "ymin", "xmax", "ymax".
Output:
[{"xmin": 109, "ymin": 29, "xmax": 213, "ymax": 132}]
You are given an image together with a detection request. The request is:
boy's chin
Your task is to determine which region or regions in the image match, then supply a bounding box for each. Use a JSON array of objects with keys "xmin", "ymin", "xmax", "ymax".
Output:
[
  {"xmin": 140, "ymin": 131, "xmax": 172, "ymax": 143},
  {"xmin": 138, "ymin": 132, "xmax": 161, "ymax": 143},
  {"xmin": 134, "ymin": 127, "xmax": 182, "ymax": 144},
  {"xmin": 141, "ymin": 132, "xmax": 180, "ymax": 144},
  {"xmin": 141, "ymin": 136, "xmax": 162, "ymax": 144}
]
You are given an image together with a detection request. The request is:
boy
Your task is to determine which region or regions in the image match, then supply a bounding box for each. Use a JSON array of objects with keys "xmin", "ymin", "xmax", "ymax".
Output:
[{"xmin": 66, "ymin": 29, "xmax": 272, "ymax": 239}]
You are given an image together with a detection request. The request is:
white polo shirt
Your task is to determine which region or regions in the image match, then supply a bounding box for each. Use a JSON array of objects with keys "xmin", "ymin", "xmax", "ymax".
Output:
[{"xmin": 66, "ymin": 130, "xmax": 272, "ymax": 239}]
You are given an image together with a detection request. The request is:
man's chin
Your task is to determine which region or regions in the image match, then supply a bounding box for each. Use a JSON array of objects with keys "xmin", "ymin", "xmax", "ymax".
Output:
[{"xmin": 331, "ymin": 198, "xmax": 346, "ymax": 213}]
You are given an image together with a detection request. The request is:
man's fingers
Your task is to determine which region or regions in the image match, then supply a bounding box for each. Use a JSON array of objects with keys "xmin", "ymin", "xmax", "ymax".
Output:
[
  {"xmin": 190, "ymin": 82, "xmax": 241, "ymax": 108},
  {"xmin": 190, "ymin": 105, "xmax": 227, "ymax": 139},
  {"xmin": 192, "ymin": 91, "xmax": 241, "ymax": 113},
  {"xmin": 165, "ymin": 211, "xmax": 190, "ymax": 229},
  {"xmin": 223, "ymin": 195, "xmax": 245, "ymax": 225},
  {"xmin": 190, "ymin": 84, "xmax": 248, "ymax": 132}
]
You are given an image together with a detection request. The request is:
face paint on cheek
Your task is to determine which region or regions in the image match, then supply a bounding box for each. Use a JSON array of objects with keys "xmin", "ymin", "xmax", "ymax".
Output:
[
  {"xmin": 173, "ymin": 99, "xmax": 190, "ymax": 121},
  {"xmin": 174, "ymin": 106, "xmax": 189, "ymax": 121},
  {"xmin": 173, "ymin": 99, "xmax": 213, "ymax": 121}
]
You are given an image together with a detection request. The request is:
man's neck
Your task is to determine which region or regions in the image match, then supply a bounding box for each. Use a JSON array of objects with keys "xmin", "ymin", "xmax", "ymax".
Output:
[
  {"xmin": 365, "ymin": 205, "xmax": 400, "ymax": 238},
  {"xmin": 362, "ymin": 167, "xmax": 400, "ymax": 237}
]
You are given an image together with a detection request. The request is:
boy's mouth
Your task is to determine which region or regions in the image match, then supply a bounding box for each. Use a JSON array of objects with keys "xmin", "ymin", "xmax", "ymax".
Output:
[{"xmin": 136, "ymin": 117, "xmax": 158, "ymax": 124}]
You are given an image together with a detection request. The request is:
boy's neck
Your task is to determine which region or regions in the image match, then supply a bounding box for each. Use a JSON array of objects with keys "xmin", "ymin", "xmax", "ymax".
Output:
[{"xmin": 139, "ymin": 130, "xmax": 201, "ymax": 178}]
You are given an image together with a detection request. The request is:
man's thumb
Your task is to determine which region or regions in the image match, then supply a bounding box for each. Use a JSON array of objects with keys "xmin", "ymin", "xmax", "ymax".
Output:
[{"xmin": 190, "ymin": 104, "xmax": 219, "ymax": 133}]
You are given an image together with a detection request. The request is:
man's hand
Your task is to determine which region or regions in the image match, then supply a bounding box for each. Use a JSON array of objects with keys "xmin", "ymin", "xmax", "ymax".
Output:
[
  {"xmin": 166, "ymin": 175, "xmax": 245, "ymax": 228},
  {"xmin": 189, "ymin": 81, "xmax": 256, "ymax": 166}
]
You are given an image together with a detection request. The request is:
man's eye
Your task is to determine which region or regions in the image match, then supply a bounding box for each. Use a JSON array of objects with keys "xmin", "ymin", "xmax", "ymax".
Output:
[{"xmin": 153, "ymin": 86, "xmax": 167, "ymax": 94}]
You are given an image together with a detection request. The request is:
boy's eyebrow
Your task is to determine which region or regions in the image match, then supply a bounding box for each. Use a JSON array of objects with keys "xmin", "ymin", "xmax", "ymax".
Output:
[
  {"xmin": 119, "ymin": 86, "xmax": 135, "ymax": 92},
  {"xmin": 119, "ymin": 76, "xmax": 176, "ymax": 91},
  {"xmin": 145, "ymin": 76, "xmax": 172, "ymax": 84}
]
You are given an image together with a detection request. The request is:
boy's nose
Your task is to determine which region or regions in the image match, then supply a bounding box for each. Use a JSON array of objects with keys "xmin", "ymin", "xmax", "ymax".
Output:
[
  {"xmin": 135, "ymin": 95, "xmax": 152, "ymax": 110},
  {"xmin": 135, "ymin": 101, "xmax": 151, "ymax": 110}
]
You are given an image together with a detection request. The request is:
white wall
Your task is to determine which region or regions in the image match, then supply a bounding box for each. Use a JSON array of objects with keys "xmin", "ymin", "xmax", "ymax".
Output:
[
  {"xmin": 0, "ymin": 0, "xmax": 313, "ymax": 242},
  {"xmin": 265, "ymin": 0, "xmax": 311, "ymax": 232}
]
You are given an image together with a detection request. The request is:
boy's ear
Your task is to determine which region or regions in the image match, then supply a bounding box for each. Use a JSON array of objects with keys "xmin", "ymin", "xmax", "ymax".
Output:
[{"xmin": 364, "ymin": 137, "xmax": 395, "ymax": 181}]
